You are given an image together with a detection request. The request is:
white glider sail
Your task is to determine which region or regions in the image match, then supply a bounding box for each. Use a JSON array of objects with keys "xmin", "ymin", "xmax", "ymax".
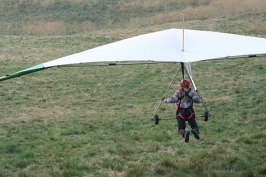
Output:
[{"xmin": 1, "ymin": 28, "xmax": 266, "ymax": 82}]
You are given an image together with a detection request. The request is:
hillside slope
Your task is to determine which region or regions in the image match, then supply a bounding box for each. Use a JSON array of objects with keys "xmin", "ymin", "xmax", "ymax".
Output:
[
  {"xmin": 0, "ymin": 0, "xmax": 266, "ymax": 177},
  {"xmin": 1, "ymin": 0, "xmax": 266, "ymax": 35}
]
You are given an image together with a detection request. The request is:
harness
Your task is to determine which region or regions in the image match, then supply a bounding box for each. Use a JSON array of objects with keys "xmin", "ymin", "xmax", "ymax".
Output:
[{"xmin": 175, "ymin": 88, "xmax": 195, "ymax": 120}]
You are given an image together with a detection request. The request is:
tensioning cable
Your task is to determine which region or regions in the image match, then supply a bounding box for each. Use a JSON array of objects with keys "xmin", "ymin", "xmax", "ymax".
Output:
[{"xmin": 151, "ymin": 66, "xmax": 182, "ymax": 120}]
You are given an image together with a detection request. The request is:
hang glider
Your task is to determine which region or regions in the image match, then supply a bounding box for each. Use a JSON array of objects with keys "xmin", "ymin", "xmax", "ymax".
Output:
[{"xmin": 1, "ymin": 28, "xmax": 266, "ymax": 84}]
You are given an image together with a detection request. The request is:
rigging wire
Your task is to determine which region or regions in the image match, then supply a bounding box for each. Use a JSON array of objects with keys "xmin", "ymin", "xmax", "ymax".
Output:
[{"xmin": 151, "ymin": 66, "xmax": 181, "ymax": 120}]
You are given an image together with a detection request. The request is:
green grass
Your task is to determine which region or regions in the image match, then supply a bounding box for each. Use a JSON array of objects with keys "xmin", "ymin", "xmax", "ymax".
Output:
[
  {"xmin": 0, "ymin": 0, "xmax": 266, "ymax": 176},
  {"xmin": 1, "ymin": 0, "xmax": 266, "ymax": 35},
  {"xmin": 0, "ymin": 38, "xmax": 266, "ymax": 176}
]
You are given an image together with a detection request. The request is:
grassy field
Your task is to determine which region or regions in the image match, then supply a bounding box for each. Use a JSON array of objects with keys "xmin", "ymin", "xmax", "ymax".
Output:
[
  {"xmin": 0, "ymin": 0, "xmax": 266, "ymax": 176},
  {"xmin": 0, "ymin": 0, "xmax": 266, "ymax": 35}
]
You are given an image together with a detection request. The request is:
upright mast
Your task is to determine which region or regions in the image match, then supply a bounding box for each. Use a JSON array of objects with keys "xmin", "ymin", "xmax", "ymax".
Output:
[
  {"xmin": 181, "ymin": 12, "xmax": 185, "ymax": 79},
  {"xmin": 182, "ymin": 12, "xmax": 185, "ymax": 52}
]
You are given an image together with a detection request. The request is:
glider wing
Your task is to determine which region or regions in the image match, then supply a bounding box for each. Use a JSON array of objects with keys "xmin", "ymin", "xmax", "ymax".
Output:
[{"xmin": 1, "ymin": 29, "xmax": 265, "ymax": 82}]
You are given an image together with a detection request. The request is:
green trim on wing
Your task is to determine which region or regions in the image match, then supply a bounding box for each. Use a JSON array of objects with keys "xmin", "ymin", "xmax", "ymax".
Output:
[{"xmin": 0, "ymin": 64, "xmax": 47, "ymax": 82}]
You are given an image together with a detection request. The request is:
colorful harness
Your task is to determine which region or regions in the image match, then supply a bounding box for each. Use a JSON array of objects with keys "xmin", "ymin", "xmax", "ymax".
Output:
[{"xmin": 175, "ymin": 88, "xmax": 195, "ymax": 120}]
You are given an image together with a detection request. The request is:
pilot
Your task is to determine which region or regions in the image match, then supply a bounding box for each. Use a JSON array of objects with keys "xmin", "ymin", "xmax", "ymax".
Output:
[{"xmin": 162, "ymin": 79, "xmax": 202, "ymax": 143}]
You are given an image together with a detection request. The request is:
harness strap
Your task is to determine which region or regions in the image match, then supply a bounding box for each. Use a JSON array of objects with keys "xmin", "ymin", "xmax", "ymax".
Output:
[
  {"xmin": 179, "ymin": 112, "xmax": 194, "ymax": 120},
  {"xmin": 176, "ymin": 88, "xmax": 195, "ymax": 120},
  {"xmin": 175, "ymin": 88, "xmax": 193, "ymax": 111}
]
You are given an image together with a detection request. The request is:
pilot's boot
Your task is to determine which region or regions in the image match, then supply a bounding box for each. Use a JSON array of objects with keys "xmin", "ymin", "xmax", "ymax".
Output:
[{"xmin": 191, "ymin": 129, "xmax": 200, "ymax": 140}]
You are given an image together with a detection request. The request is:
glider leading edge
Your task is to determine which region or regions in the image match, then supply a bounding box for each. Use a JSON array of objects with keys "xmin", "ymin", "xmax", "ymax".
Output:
[{"xmin": 1, "ymin": 28, "xmax": 265, "ymax": 85}]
